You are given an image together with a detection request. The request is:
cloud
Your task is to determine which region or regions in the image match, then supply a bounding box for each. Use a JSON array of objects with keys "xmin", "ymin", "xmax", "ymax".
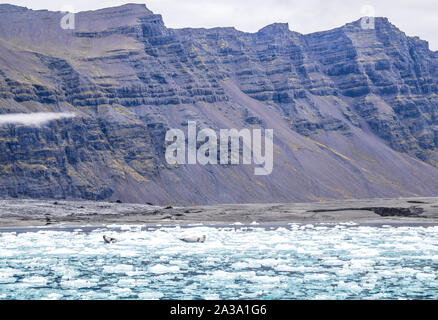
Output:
[{"xmin": 0, "ymin": 112, "xmax": 75, "ymax": 126}]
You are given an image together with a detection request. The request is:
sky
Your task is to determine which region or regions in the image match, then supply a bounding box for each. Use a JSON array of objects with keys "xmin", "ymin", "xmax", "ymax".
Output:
[{"xmin": 1, "ymin": 0, "xmax": 437, "ymax": 50}]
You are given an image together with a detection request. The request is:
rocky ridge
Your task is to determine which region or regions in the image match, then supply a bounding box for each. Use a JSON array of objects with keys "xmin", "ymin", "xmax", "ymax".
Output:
[{"xmin": 0, "ymin": 3, "xmax": 438, "ymax": 204}]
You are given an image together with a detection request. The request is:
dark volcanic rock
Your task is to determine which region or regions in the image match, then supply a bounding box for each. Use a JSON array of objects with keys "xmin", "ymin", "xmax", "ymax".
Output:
[{"xmin": 1, "ymin": 4, "xmax": 438, "ymax": 204}]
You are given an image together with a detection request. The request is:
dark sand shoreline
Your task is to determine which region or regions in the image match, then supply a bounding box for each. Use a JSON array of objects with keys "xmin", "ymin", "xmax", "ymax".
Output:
[{"xmin": 1, "ymin": 197, "xmax": 438, "ymax": 228}]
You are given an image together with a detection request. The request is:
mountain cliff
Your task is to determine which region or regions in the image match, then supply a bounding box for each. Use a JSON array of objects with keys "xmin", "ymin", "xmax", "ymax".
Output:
[{"xmin": 1, "ymin": 3, "xmax": 438, "ymax": 204}]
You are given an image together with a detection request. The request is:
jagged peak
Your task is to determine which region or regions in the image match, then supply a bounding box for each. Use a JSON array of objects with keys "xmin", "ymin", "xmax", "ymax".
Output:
[
  {"xmin": 77, "ymin": 3, "xmax": 152, "ymax": 15},
  {"xmin": 175, "ymin": 26, "xmax": 240, "ymax": 36},
  {"xmin": 344, "ymin": 16, "xmax": 398, "ymax": 31},
  {"xmin": 0, "ymin": 2, "xmax": 157, "ymax": 38},
  {"xmin": 344, "ymin": 16, "xmax": 430, "ymax": 47},
  {"xmin": 258, "ymin": 23, "xmax": 290, "ymax": 34},
  {"xmin": 0, "ymin": 2, "xmax": 152, "ymax": 14},
  {"xmin": 0, "ymin": 3, "xmax": 41, "ymax": 13},
  {"xmin": 304, "ymin": 17, "xmax": 404, "ymax": 39},
  {"xmin": 73, "ymin": 4, "xmax": 155, "ymax": 33}
]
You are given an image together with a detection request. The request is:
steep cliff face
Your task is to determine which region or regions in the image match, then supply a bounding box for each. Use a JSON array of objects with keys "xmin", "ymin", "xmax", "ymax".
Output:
[{"xmin": 1, "ymin": 3, "xmax": 438, "ymax": 204}]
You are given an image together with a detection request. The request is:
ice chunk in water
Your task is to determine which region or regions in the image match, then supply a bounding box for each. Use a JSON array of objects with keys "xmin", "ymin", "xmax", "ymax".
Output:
[{"xmin": 148, "ymin": 264, "xmax": 180, "ymax": 274}]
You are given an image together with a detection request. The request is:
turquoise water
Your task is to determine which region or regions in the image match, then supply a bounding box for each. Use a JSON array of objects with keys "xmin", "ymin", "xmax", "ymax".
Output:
[{"xmin": 0, "ymin": 223, "xmax": 437, "ymax": 299}]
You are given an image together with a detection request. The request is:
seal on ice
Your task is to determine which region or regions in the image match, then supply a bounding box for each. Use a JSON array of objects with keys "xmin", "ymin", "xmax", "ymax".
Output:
[
  {"xmin": 103, "ymin": 235, "xmax": 117, "ymax": 244},
  {"xmin": 180, "ymin": 235, "xmax": 206, "ymax": 243}
]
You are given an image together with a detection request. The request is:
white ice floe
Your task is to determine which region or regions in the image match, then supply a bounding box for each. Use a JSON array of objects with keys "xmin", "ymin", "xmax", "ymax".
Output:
[
  {"xmin": 275, "ymin": 264, "xmax": 297, "ymax": 272},
  {"xmin": 304, "ymin": 274, "xmax": 329, "ymax": 281},
  {"xmin": 138, "ymin": 291, "xmax": 164, "ymax": 300},
  {"xmin": 103, "ymin": 264, "xmax": 133, "ymax": 274},
  {"xmin": 148, "ymin": 264, "xmax": 180, "ymax": 274},
  {"xmin": 42, "ymin": 293, "xmax": 64, "ymax": 300},
  {"xmin": 416, "ymin": 272, "xmax": 436, "ymax": 281},
  {"xmin": 61, "ymin": 278, "xmax": 97, "ymax": 289},
  {"xmin": 21, "ymin": 276, "xmax": 48, "ymax": 287}
]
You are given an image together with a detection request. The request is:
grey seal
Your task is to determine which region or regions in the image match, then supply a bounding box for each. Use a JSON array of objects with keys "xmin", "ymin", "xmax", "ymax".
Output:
[
  {"xmin": 180, "ymin": 235, "xmax": 206, "ymax": 243},
  {"xmin": 103, "ymin": 235, "xmax": 117, "ymax": 244}
]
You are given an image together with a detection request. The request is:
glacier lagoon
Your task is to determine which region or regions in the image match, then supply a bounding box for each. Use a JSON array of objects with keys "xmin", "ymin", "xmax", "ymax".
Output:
[{"xmin": 0, "ymin": 223, "xmax": 437, "ymax": 300}]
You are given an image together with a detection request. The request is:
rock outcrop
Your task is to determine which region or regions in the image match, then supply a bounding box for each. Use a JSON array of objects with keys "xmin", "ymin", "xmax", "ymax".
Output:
[{"xmin": 1, "ymin": 4, "xmax": 438, "ymax": 204}]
